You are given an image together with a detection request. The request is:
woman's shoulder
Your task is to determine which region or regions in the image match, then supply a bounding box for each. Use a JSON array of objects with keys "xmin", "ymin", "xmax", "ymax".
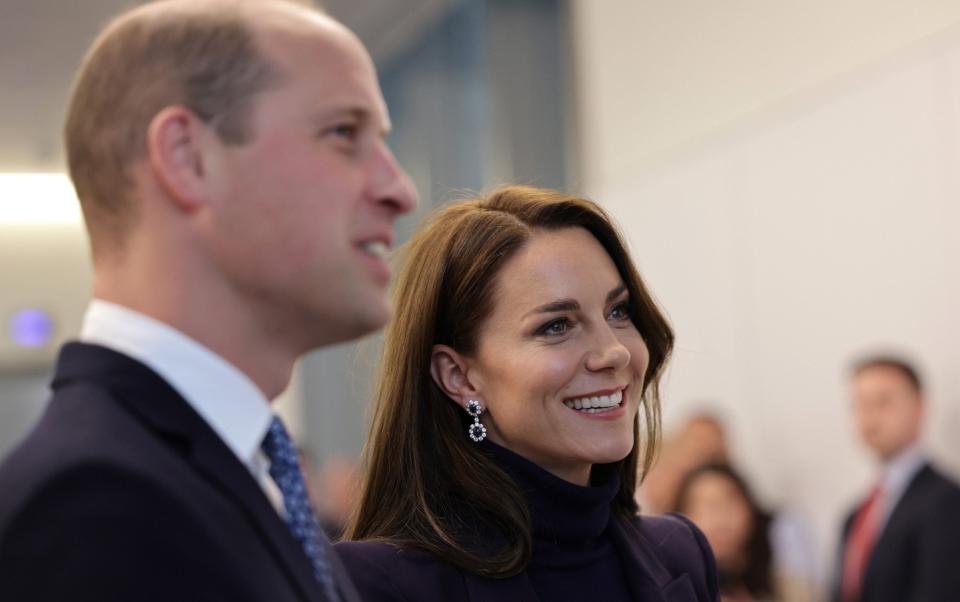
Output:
[
  {"xmin": 633, "ymin": 512, "xmax": 707, "ymax": 545},
  {"xmin": 334, "ymin": 540, "xmax": 467, "ymax": 602},
  {"xmin": 621, "ymin": 513, "xmax": 720, "ymax": 600},
  {"xmin": 632, "ymin": 511, "xmax": 715, "ymax": 567}
]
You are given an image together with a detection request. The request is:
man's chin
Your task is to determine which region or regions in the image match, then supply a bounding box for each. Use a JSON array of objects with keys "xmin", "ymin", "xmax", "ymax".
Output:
[
  {"xmin": 341, "ymin": 299, "xmax": 393, "ymax": 340},
  {"xmin": 299, "ymin": 291, "xmax": 393, "ymax": 348}
]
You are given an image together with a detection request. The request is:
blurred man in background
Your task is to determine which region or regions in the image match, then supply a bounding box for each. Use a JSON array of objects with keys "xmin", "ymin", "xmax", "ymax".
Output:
[
  {"xmin": 834, "ymin": 356, "xmax": 960, "ymax": 602},
  {"xmin": 0, "ymin": 1, "xmax": 415, "ymax": 600}
]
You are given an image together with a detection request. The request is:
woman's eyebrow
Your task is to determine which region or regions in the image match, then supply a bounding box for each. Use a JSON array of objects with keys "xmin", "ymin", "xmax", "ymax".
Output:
[
  {"xmin": 523, "ymin": 284, "xmax": 627, "ymax": 319},
  {"xmin": 524, "ymin": 299, "xmax": 579, "ymax": 319}
]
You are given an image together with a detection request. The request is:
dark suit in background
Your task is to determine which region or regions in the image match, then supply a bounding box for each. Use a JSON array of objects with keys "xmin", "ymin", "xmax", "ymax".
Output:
[
  {"xmin": 833, "ymin": 463, "xmax": 960, "ymax": 602},
  {"xmin": 0, "ymin": 343, "xmax": 358, "ymax": 602}
]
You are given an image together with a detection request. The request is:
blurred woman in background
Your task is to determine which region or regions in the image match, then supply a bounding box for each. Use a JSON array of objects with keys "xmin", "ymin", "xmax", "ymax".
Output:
[
  {"xmin": 336, "ymin": 186, "xmax": 719, "ymax": 601},
  {"xmin": 675, "ymin": 464, "xmax": 776, "ymax": 602},
  {"xmin": 676, "ymin": 464, "xmax": 817, "ymax": 602}
]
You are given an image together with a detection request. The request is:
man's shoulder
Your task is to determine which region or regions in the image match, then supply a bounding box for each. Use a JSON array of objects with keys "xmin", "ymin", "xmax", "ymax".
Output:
[
  {"xmin": 0, "ymin": 409, "xmax": 273, "ymax": 600},
  {"xmin": 0, "ymin": 370, "xmax": 202, "ymax": 532},
  {"xmin": 0, "ymin": 458, "xmax": 203, "ymax": 570},
  {"xmin": 1, "ymin": 379, "xmax": 157, "ymax": 481},
  {"xmin": 0, "ymin": 457, "xmax": 272, "ymax": 601},
  {"xmin": 910, "ymin": 464, "xmax": 960, "ymax": 518},
  {"xmin": 871, "ymin": 462, "xmax": 960, "ymax": 547},
  {"xmin": 2, "ymin": 457, "xmax": 191, "ymax": 522},
  {"xmin": 0, "ymin": 397, "xmax": 191, "ymax": 532},
  {"xmin": 918, "ymin": 463, "xmax": 960, "ymax": 493},
  {"xmin": 890, "ymin": 463, "xmax": 960, "ymax": 512}
]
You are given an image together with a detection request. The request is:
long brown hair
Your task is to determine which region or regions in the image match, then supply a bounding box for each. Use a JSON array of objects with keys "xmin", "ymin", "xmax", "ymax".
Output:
[{"xmin": 346, "ymin": 186, "xmax": 674, "ymax": 577}]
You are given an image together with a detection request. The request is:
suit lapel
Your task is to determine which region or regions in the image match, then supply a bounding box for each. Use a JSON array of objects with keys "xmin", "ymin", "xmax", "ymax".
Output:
[
  {"xmin": 183, "ymin": 423, "xmax": 331, "ymax": 602},
  {"xmin": 862, "ymin": 465, "xmax": 931, "ymax": 592},
  {"xmin": 53, "ymin": 343, "xmax": 332, "ymax": 602},
  {"xmin": 608, "ymin": 516, "xmax": 671, "ymax": 602}
]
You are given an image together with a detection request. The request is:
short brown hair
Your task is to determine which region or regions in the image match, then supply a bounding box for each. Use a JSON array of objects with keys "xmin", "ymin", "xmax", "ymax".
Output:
[
  {"xmin": 346, "ymin": 185, "xmax": 674, "ymax": 577},
  {"xmin": 852, "ymin": 354, "xmax": 923, "ymax": 393},
  {"xmin": 64, "ymin": 1, "xmax": 286, "ymax": 256}
]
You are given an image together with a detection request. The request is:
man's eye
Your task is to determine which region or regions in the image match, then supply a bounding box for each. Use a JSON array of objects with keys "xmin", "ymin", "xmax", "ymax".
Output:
[{"xmin": 328, "ymin": 124, "xmax": 358, "ymax": 139}]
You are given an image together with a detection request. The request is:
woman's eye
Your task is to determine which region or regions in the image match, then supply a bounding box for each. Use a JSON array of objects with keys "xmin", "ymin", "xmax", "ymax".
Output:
[
  {"xmin": 537, "ymin": 318, "xmax": 570, "ymax": 336},
  {"xmin": 608, "ymin": 302, "xmax": 630, "ymax": 321}
]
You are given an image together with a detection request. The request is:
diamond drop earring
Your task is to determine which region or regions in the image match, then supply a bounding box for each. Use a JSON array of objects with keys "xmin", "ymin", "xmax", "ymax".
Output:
[{"xmin": 466, "ymin": 399, "xmax": 487, "ymax": 442}]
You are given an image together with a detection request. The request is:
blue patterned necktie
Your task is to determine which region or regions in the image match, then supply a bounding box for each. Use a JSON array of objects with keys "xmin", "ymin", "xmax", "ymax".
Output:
[{"xmin": 261, "ymin": 416, "xmax": 341, "ymax": 602}]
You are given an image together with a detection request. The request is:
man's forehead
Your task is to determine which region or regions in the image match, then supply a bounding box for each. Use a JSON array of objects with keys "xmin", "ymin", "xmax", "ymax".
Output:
[
  {"xmin": 254, "ymin": 16, "xmax": 390, "ymax": 128},
  {"xmin": 251, "ymin": 4, "xmax": 365, "ymax": 62},
  {"xmin": 857, "ymin": 365, "xmax": 911, "ymax": 386}
]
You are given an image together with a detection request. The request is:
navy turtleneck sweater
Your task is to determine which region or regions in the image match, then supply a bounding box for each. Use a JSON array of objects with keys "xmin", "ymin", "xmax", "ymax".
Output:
[{"xmin": 485, "ymin": 442, "xmax": 634, "ymax": 602}]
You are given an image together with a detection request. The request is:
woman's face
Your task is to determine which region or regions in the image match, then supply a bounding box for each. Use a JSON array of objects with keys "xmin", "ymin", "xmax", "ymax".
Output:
[
  {"xmin": 468, "ymin": 227, "xmax": 650, "ymax": 484},
  {"xmin": 682, "ymin": 473, "xmax": 753, "ymax": 567}
]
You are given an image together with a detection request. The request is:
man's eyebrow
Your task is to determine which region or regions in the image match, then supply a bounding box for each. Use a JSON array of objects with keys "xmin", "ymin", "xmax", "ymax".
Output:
[{"xmin": 314, "ymin": 106, "xmax": 370, "ymax": 126}]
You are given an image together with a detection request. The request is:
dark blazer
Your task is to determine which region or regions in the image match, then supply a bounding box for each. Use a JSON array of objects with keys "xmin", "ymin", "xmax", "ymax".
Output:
[
  {"xmin": 832, "ymin": 463, "xmax": 960, "ymax": 602},
  {"xmin": 336, "ymin": 512, "xmax": 720, "ymax": 601},
  {"xmin": 0, "ymin": 342, "xmax": 360, "ymax": 602}
]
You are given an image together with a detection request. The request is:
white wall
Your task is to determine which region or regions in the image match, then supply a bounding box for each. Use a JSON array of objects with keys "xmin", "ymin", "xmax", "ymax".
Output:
[
  {"xmin": 572, "ymin": 0, "xmax": 960, "ymax": 187},
  {"xmin": 572, "ymin": 1, "xmax": 960, "ymax": 584}
]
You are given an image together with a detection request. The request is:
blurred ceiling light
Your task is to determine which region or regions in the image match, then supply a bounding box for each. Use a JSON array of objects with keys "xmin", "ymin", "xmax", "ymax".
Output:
[{"xmin": 0, "ymin": 173, "xmax": 82, "ymax": 225}]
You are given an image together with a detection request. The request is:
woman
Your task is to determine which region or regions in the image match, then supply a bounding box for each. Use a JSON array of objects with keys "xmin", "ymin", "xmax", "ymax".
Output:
[
  {"xmin": 674, "ymin": 464, "xmax": 776, "ymax": 602},
  {"xmin": 336, "ymin": 186, "xmax": 719, "ymax": 601}
]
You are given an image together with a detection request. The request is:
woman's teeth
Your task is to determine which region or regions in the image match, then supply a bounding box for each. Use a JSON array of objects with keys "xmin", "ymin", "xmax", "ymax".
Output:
[{"xmin": 563, "ymin": 389, "xmax": 624, "ymax": 413}]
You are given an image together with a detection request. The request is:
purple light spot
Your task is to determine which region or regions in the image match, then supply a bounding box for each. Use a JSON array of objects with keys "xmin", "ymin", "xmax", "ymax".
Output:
[{"xmin": 10, "ymin": 308, "xmax": 54, "ymax": 348}]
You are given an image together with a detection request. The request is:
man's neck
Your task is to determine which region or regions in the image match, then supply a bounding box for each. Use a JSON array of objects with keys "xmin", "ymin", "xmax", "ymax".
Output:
[
  {"xmin": 91, "ymin": 284, "xmax": 298, "ymax": 399},
  {"xmin": 880, "ymin": 440, "xmax": 924, "ymax": 468}
]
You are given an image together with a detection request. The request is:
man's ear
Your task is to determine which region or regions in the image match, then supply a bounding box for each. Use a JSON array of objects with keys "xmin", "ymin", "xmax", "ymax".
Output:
[
  {"xmin": 145, "ymin": 105, "xmax": 213, "ymax": 212},
  {"xmin": 430, "ymin": 344, "xmax": 483, "ymax": 410}
]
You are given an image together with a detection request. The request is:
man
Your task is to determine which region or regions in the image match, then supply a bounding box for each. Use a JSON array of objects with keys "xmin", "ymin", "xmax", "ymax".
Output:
[
  {"xmin": 834, "ymin": 356, "xmax": 960, "ymax": 602},
  {"xmin": 0, "ymin": 1, "xmax": 416, "ymax": 600}
]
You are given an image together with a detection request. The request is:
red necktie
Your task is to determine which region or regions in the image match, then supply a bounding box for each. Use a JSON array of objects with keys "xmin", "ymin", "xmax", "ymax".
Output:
[{"xmin": 841, "ymin": 483, "xmax": 885, "ymax": 602}]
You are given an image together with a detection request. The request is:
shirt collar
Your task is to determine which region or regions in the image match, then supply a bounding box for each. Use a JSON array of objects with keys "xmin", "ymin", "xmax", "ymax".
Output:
[
  {"xmin": 879, "ymin": 441, "xmax": 926, "ymax": 507},
  {"xmin": 80, "ymin": 299, "xmax": 273, "ymax": 469}
]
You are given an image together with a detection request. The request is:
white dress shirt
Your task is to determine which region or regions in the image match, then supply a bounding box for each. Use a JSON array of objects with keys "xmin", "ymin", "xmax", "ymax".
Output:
[
  {"xmin": 80, "ymin": 299, "xmax": 285, "ymax": 515},
  {"xmin": 876, "ymin": 441, "xmax": 927, "ymax": 530}
]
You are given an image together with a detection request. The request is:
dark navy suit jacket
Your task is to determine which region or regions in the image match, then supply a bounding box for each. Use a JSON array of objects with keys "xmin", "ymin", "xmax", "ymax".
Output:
[
  {"xmin": 0, "ymin": 342, "xmax": 359, "ymax": 602},
  {"xmin": 832, "ymin": 464, "xmax": 960, "ymax": 602},
  {"xmin": 336, "ymin": 512, "xmax": 720, "ymax": 601}
]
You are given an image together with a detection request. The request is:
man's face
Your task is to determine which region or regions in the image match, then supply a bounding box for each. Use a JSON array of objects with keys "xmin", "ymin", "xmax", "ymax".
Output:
[
  {"xmin": 203, "ymin": 16, "xmax": 416, "ymax": 348},
  {"xmin": 851, "ymin": 366, "xmax": 924, "ymax": 461}
]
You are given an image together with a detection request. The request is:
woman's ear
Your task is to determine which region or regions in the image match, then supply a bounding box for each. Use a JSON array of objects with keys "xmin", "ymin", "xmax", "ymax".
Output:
[{"xmin": 430, "ymin": 344, "xmax": 482, "ymax": 410}]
